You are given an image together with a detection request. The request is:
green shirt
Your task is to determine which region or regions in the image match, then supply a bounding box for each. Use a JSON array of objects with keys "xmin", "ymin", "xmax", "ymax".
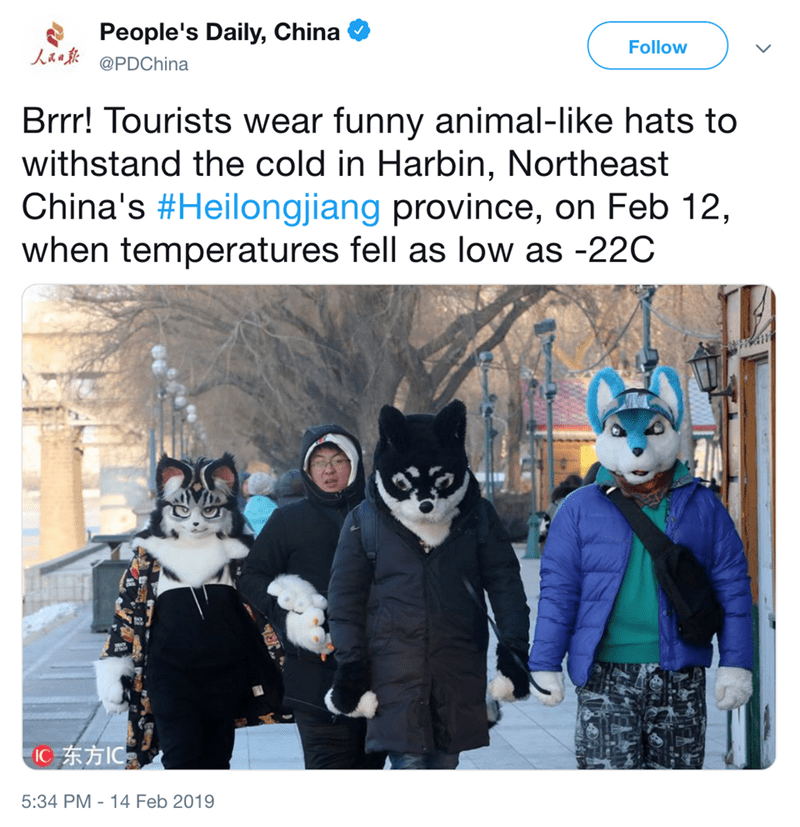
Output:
[{"xmin": 593, "ymin": 465, "xmax": 686, "ymax": 664}]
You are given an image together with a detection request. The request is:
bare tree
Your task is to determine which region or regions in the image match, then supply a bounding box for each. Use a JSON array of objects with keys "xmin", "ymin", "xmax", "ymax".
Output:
[{"xmin": 58, "ymin": 284, "xmax": 553, "ymax": 471}]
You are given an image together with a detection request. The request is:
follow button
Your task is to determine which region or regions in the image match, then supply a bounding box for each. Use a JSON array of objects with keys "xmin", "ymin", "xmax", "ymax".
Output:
[{"xmin": 588, "ymin": 21, "xmax": 729, "ymax": 70}]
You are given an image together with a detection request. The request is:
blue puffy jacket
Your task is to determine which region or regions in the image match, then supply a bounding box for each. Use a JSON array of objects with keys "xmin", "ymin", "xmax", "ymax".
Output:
[{"xmin": 528, "ymin": 475, "xmax": 753, "ymax": 687}]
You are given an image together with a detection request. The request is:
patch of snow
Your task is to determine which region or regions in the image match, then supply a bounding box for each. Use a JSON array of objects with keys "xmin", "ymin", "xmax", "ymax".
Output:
[{"xmin": 23, "ymin": 602, "xmax": 80, "ymax": 638}]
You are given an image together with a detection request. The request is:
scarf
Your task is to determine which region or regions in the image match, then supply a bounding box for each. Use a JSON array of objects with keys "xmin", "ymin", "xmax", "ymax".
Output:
[{"xmin": 611, "ymin": 466, "xmax": 675, "ymax": 509}]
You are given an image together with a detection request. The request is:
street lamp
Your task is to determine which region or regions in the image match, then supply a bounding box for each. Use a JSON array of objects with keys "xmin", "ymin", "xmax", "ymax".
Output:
[
  {"xmin": 687, "ymin": 342, "xmax": 735, "ymax": 489},
  {"xmin": 478, "ymin": 351, "xmax": 497, "ymax": 503},
  {"xmin": 524, "ymin": 376, "xmax": 541, "ymax": 559},
  {"xmin": 634, "ymin": 285, "xmax": 659, "ymax": 383},
  {"xmin": 534, "ymin": 319, "xmax": 557, "ymax": 501},
  {"xmin": 170, "ymin": 382, "xmax": 187, "ymax": 457},
  {"xmin": 185, "ymin": 404, "xmax": 197, "ymax": 457},
  {"xmin": 151, "ymin": 349, "xmax": 167, "ymax": 378},
  {"xmin": 687, "ymin": 342, "xmax": 736, "ymax": 402},
  {"xmin": 636, "ymin": 347, "xmax": 660, "ymax": 378},
  {"xmin": 149, "ymin": 345, "xmax": 169, "ymax": 492}
]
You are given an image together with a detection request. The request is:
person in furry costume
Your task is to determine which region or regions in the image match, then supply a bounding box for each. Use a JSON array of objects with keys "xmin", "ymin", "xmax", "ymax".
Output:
[
  {"xmin": 324, "ymin": 400, "xmax": 531, "ymax": 769},
  {"xmin": 94, "ymin": 454, "xmax": 287, "ymax": 770},
  {"xmin": 528, "ymin": 367, "xmax": 753, "ymax": 768}
]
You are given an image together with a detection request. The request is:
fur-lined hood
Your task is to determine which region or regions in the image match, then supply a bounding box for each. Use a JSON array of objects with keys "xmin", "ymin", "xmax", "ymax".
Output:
[{"xmin": 298, "ymin": 423, "xmax": 366, "ymax": 512}]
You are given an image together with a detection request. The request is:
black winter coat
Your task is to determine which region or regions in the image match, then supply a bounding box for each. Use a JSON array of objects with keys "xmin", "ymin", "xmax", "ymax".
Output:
[
  {"xmin": 327, "ymin": 478, "xmax": 530, "ymax": 755},
  {"xmin": 238, "ymin": 424, "xmax": 365, "ymax": 716}
]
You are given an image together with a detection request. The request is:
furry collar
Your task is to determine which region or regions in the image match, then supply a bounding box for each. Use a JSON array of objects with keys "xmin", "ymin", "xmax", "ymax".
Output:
[{"xmin": 137, "ymin": 535, "xmax": 249, "ymax": 589}]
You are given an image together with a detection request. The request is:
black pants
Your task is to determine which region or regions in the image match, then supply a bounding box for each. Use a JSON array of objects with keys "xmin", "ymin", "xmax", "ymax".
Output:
[
  {"xmin": 147, "ymin": 661, "xmax": 247, "ymax": 770},
  {"xmin": 293, "ymin": 709, "xmax": 386, "ymax": 769}
]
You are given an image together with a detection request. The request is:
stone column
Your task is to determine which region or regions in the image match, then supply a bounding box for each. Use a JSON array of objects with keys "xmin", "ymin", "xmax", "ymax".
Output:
[{"xmin": 38, "ymin": 423, "xmax": 85, "ymax": 562}]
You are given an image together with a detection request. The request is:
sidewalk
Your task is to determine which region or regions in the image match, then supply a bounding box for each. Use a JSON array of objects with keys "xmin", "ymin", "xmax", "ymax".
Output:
[{"xmin": 22, "ymin": 547, "xmax": 730, "ymax": 770}]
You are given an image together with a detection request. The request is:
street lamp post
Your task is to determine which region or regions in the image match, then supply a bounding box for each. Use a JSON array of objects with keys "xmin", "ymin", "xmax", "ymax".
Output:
[
  {"xmin": 172, "ymin": 389, "xmax": 187, "ymax": 457},
  {"xmin": 535, "ymin": 319, "xmax": 558, "ymax": 501},
  {"xmin": 152, "ymin": 358, "xmax": 200, "ymax": 461},
  {"xmin": 185, "ymin": 404, "xmax": 197, "ymax": 456},
  {"xmin": 478, "ymin": 351, "xmax": 497, "ymax": 503},
  {"xmin": 164, "ymin": 369, "xmax": 186, "ymax": 457},
  {"xmin": 687, "ymin": 341, "xmax": 736, "ymax": 479},
  {"xmin": 634, "ymin": 285, "xmax": 659, "ymax": 384},
  {"xmin": 524, "ymin": 376, "xmax": 541, "ymax": 559},
  {"xmin": 150, "ymin": 345, "xmax": 169, "ymax": 492}
]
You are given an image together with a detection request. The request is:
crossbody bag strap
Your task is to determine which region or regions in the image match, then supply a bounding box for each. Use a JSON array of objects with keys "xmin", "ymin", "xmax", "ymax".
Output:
[{"xmin": 604, "ymin": 486, "xmax": 671, "ymax": 560}]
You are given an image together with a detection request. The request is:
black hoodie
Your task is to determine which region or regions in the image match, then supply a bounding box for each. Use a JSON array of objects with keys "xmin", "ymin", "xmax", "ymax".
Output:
[{"xmin": 239, "ymin": 424, "xmax": 365, "ymax": 714}]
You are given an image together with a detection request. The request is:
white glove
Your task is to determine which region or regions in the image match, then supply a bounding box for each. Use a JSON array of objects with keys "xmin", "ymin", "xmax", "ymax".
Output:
[
  {"xmin": 94, "ymin": 657, "xmax": 134, "ymax": 714},
  {"xmin": 268, "ymin": 574, "xmax": 327, "ymax": 613},
  {"xmin": 530, "ymin": 671, "xmax": 565, "ymax": 707},
  {"xmin": 714, "ymin": 666, "xmax": 753, "ymax": 710},
  {"xmin": 487, "ymin": 674, "xmax": 516, "ymax": 703},
  {"xmin": 487, "ymin": 673, "xmax": 530, "ymax": 703},
  {"xmin": 285, "ymin": 606, "xmax": 333, "ymax": 655}
]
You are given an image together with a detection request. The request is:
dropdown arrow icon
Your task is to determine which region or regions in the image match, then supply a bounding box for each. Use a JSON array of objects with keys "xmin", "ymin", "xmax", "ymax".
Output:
[{"xmin": 756, "ymin": 44, "xmax": 771, "ymax": 52}]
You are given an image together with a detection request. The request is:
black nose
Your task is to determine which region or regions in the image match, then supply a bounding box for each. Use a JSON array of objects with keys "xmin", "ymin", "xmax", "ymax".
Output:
[
  {"xmin": 632, "ymin": 447, "xmax": 644, "ymax": 457},
  {"xmin": 419, "ymin": 501, "xmax": 434, "ymax": 514}
]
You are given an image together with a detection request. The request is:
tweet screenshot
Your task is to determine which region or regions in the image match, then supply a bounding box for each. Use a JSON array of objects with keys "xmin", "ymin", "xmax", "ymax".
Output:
[{"xmin": 11, "ymin": 0, "xmax": 792, "ymax": 819}]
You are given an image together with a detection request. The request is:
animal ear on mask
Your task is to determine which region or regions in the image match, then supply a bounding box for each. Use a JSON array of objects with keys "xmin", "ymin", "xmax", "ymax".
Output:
[
  {"xmin": 650, "ymin": 367, "xmax": 684, "ymax": 430},
  {"xmin": 156, "ymin": 455, "xmax": 191, "ymax": 495},
  {"xmin": 587, "ymin": 367, "xmax": 626, "ymax": 434},
  {"xmin": 433, "ymin": 399, "xmax": 467, "ymax": 444},
  {"xmin": 378, "ymin": 405, "xmax": 409, "ymax": 451},
  {"xmin": 204, "ymin": 453, "xmax": 238, "ymax": 495}
]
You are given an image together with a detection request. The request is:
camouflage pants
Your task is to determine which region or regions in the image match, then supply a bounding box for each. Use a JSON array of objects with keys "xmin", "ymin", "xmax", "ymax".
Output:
[{"xmin": 575, "ymin": 662, "xmax": 706, "ymax": 769}]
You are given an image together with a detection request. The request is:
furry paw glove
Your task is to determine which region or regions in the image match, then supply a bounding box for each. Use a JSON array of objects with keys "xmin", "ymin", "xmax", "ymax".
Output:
[
  {"xmin": 324, "ymin": 661, "xmax": 378, "ymax": 719},
  {"xmin": 714, "ymin": 666, "xmax": 753, "ymax": 710},
  {"xmin": 94, "ymin": 657, "xmax": 134, "ymax": 714},
  {"xmin": 530, "ymin": 671, "xmax": 565, "ymax": 707},
  {"xmin": 285, "ymin": 607, "xmax": 332, "ymax": 655},
  {"xmin": 268, "ymin": 574, "xmax": 328, "ymax": 613},
  {"xmin": 268, "ymin": 574, "xmax": 333, "ymax": 655},
  {"xmin": 488, "ymin": 647, "xmax": 531, "ymax": 702}
]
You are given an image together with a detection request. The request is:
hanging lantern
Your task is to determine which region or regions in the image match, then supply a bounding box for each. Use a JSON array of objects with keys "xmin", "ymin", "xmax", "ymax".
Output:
[{"xmin": 688, "ymin": 342, "xmax": 719, "ymax": 395}]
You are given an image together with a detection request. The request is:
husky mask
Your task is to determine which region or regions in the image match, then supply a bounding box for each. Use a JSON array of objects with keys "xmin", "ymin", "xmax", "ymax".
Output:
[
  {"xmin": 587, "ymin": 366, "xmax": 683, "ymax": 485},
  {"xmin": 142, "ymin": 453, "xmax": 248, "ymax": 542},
  {"xmin": 374, "ymin": 399, "xmax": 471, "ymax": 548}
]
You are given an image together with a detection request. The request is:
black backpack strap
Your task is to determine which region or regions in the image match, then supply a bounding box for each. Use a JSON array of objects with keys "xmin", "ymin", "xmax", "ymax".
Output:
[
  {"xmin": 604, "ymin": 486, "xmax": 671, "ymax": 560},
  {"xmin": 356, "ymin": 503, "xmax": 379, "ymax": 566},
  {"xmin": 475, "ymin": 497, "xmax": 491, "ymax": 546}
]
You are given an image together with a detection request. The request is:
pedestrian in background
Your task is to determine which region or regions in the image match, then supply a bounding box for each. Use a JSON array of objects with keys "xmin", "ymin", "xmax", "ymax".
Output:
[
  {"xmin": 239, "ymin": 425, "xmax": 386, "ymax": 770},
  {"xmin": 243, "ymin": 472, "xmax": 278, "ymax": 537},
  {"xmin": 275, "ymin": 469, "xmax": 305, "ymax": 507}
]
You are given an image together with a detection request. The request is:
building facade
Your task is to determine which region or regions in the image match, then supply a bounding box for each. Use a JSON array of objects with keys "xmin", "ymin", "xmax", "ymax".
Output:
[{"xmin": 719, "ymin": 285, "xmax": 776, "ymax": 769}]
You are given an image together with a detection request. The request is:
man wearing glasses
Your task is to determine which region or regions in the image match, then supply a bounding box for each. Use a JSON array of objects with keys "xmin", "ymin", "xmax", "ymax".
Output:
[{"xmin": 240, "ymin": 425, "xmax": 386, "ymax": 769}]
